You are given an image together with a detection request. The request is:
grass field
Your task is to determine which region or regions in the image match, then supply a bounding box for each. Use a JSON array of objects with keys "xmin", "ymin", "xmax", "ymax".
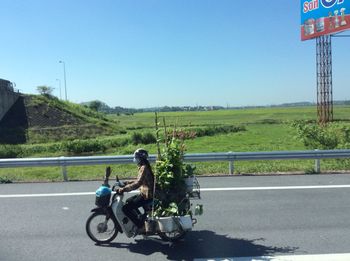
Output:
[
  {"xmin": 1, "ymin": 105, "xmax": 350, "ymax": 182},
  {"xmin": 109, "ymin": 106, "xmax": 350, "ymax": 128}
]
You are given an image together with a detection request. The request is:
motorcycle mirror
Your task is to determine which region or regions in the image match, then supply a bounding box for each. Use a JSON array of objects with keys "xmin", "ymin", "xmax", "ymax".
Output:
[{"xmin": 105, "ymin": 166, "xmax": 111, "ymax": 178}]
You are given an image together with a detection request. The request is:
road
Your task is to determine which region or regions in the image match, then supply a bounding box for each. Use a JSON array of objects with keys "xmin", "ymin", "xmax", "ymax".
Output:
[{"xmin": 1, "ymin": 174, "xmax": 350, "ymax": 261}]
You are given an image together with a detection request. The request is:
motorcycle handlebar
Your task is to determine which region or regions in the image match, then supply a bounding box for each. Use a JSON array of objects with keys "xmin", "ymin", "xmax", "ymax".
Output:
[{"xmin": 112, "ymin": 181, "xmax": 126, "ymax": 194}]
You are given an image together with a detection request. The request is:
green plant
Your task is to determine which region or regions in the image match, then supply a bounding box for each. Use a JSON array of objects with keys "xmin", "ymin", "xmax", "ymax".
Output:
[
  {"xmin": 36, "ymin": 85, "xmax": 54, "ymax": 97},
  {"xmin": 168, "ymin": 129, "xmax": 197, "ymax": 140},
  {"xmin": 155, "ymin": 138, "xmax": 185, "ymax": 190},
  {"xmin": 0, "ymin": 176, "xmax": 13, "ymax": 183},
  {"xmin": 62, "ymin": 139, "xmax": 107, "ymax": 155},
  {"xmin": 153, "ymin": 113, "xmax": 191, "ymax": 217},
  {"xmin": 88, "ymin": 100, "xmax": 103, "ymax": 111},
  {"xmin": 304, "ymin": 167, "xmax": 319, "ymax": 174},
  {"xmin": 183, "ymin": 163, "xmax": 196, "ymax": 178},
  {"xmin": 131, "ymin": 132, "xmax": 156, "ymax": 145},
  {"xmin": 142, "ymin": 132, "xmax": 157, "ymax": 144},
  {"xmin": 291, "ymin": 120, "xmax": 339, "ymax": 149},
  {"xmin": 167, "ymin": 125, "xmax": 246, "ymax": 141},
  {"xmin": 131, "ymin": 132, "xmax": 143, "ymax": 145},
  {"xmin": 105, "ymin": 137, "xmax": 130, "ymax": 148},
  {"xmin": 0, "ymin": 145, "xmax": 24, "ymax": 158},
  {"xmin": 154, "ymin": 202, "xmax": 179, "ymax": 217},
  {"xmin": 291, "ymin": 121, "xmax": 350, "ymax": 150}
]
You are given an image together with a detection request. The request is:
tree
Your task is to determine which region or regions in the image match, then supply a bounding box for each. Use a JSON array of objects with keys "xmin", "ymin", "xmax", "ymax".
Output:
[
  {"xmin": 37, "ymin": 85, "xmax": 54, "ymax": 97},
  {"xmin": 88, "ymin": 100, "xmax": 103, "ymax": 111}
]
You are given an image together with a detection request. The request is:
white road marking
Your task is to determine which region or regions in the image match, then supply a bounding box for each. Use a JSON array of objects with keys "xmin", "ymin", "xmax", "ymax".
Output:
[
  {"xmin": 1, "ymin": 184, "xmax": 350, "ymax": 198},
  {"xmin": 201, "ymin": 184, "xmax": 350, "ymax": 191},
  {"xmin": 194, "ymin": 253, "xmax": 350, "ymax": 261},
  {"xmin": 0, "ymin": 192, "xmax": 95, "ymax": 198},
  {"xmin": 62, "ymin": 207, "xmax": 69, "ymax": 210}
]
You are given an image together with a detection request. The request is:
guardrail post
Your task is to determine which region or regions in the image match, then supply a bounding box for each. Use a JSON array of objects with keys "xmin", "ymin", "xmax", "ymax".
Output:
[
  {"xmin": 314, "ymin": 149, "xmax": 321, "ymax": 174},
  {"xmin": 229, "ymin": 161, "xmax": 234, "ymax": 175},
  {"xmin": 228, "ymin": 151, "xmax": 234, "ymax": 175},
  {"xmin": 60, "ymin": 156, "xmax": 68, "ymax": 181}
]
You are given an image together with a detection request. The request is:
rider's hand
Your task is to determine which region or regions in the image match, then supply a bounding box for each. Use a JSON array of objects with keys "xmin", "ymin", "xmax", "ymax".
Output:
[{"xmin": 116, "ymin": 188, "xmax": 124, "ymax": 194}]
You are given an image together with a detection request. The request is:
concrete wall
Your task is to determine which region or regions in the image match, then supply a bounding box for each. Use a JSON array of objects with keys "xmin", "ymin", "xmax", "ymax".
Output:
[{"xmin": 0, "ymin": 80, "xmax": 20, "ymax": 121}]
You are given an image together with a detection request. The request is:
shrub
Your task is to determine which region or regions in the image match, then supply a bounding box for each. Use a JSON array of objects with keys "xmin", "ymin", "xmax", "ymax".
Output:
[
  {"xmin": 36, "ymin": 85, "xmax": 54, "ymax": 96},
  {"xmin": 131, "ymin": 132, "xmax": 156, "ymax": 145},
  {"xmin": 0, "ymin": 145, "xmax": 24, "ymax": 158},
  {"xmin": 131, "ymin": 132, "xmax": 143, "ymax": 145},
  {"xmin": 168, "ymin": 129, "xmax": 197, "ymax": 140},
  {"xmin": 291, "ymin": 121, "xmax": 350, "ymax": 150},
  {"xmin": 105, "ymin": 137, "xmax": 130, "ymax": 148},
  {"xmin": 168, "ymin": 125, "xmax": 246, "ymax": 140},
  {"xmin": 62, "ymin": 139, "xmax": 106, "ymax": 155},
  {"xmin": 141, "ymin": 132, "xmax": 157, "ymax": 144},
  {"xmin": 0, "ymin": 177, "xmax": 12, "ymax": 183},
  {"xmin": 23, "ymin": 143, "xmax": 63, "ymax": 155}
]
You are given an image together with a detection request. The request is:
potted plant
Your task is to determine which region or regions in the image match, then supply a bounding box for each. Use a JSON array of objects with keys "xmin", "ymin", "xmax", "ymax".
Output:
[
  {"xmin": 183, "ymin": 164, "xmax": 196, "ymax": 192},
  {"xmin": 153, "ymin": 114, "xmax": 192, "ymax": 220}
]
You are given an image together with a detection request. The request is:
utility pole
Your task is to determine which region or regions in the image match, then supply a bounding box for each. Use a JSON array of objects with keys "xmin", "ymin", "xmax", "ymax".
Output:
[
  {"xmin": 59, "ymin": 60, "xmax": 67, "ymax": 101},
  {"xmin": 56, "ymin": 78, "xmax": 62, "ymax": 99}
]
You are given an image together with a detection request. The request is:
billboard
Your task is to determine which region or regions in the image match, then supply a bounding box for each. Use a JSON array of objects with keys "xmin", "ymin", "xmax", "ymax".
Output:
[{"xmin": 301, "ymin": 0, "xmax": 350, "ymax": 40}]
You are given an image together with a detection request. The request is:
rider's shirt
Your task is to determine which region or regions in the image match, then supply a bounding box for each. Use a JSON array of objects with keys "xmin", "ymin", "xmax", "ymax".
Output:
[{"xmin": 122, "ymin": 165, "xmax": 154, "ymax": 199}]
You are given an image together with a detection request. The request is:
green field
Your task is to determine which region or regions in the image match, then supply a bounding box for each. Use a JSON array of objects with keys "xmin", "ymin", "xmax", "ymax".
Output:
[
  {"xmin": 109, "ymin": 106, "xmax": 350, "ymax": 128},
  {"xmin": 1, "ymin": 105, "xmax": 350, "ymax": 182}
]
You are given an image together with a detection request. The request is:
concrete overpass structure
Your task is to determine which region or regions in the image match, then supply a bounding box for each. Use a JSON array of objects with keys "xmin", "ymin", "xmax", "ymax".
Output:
[{"xmin": 0, "ymin": 79, "xmax": 20, "ymax": 121}]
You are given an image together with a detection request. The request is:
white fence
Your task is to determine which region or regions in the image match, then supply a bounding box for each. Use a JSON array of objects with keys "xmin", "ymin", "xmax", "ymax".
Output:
[{"xmin": 0, "ymin": 149, "xmax": 349, "ymax": 181}]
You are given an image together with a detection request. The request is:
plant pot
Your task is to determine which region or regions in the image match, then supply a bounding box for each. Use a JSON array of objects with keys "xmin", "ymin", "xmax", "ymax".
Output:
[
  {"xmin": 157, "ymin": 216, "xmax": 176, "ymax": 232},
  {"xmin": 145, "ymin": 219, "xmax": 157, "ymax": 233},
  {"xmin": 184, "ymin": 176, "xmax": 194, "ymax": 192},
  {"xmin": 176, "ymin": 215, "xmax": 192, "ymax": 231},
  {"xmin": 157, "ymin": 215, "xmax": 193, "ymax": 232}
]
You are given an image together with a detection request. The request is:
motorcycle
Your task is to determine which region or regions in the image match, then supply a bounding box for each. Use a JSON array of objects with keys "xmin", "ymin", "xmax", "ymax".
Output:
[{"xmin": 85, "ymin": 167, "xmax": 202, "ymax": 244}]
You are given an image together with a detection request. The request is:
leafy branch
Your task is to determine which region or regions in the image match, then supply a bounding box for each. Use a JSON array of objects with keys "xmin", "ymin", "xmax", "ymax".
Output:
[{"xmin": 153, "ymin": 113, "xmax": 194, "ymax": 217}]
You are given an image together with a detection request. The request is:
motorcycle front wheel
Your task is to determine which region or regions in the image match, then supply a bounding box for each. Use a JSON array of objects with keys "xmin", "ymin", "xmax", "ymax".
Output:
[
  {"xmin": 159, "ymin": 230, "xmax": 187, "ymax": 242},
  {"xmin": 86, "ymin": 212, "xmax": 119, "ymax": 244}
]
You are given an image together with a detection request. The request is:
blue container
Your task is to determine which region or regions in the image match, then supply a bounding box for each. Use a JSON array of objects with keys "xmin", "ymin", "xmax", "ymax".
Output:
[{"xmin": 95, "ymin": 186, "xmax": 112, "ymax": 207}]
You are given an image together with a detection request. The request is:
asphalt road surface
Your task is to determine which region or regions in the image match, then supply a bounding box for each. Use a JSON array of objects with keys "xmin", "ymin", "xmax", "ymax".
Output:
[{"xmin": 1, "ymin": 174, "xmax": 350, "ymax": 261}]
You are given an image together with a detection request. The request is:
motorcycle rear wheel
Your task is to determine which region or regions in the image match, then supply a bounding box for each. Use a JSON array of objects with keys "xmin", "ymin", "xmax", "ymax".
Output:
[
  {"xmin": 159, "ymin": 230, "xmax": 186, "ymax": 242},
  {"xmin": 86, "ymin": 212, "xmax": 118, "ymax": 244}
]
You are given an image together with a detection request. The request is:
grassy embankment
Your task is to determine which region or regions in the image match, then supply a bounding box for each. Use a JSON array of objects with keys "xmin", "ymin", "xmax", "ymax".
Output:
[{"xmin": 1, "ymin": 105, "xmax": 350, "ymax": 182}]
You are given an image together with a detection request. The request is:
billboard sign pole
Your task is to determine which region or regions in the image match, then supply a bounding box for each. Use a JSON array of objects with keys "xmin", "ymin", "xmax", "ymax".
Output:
[
  {"xmin": 301, "ymin": 0, "xmax": 350, "ymax": 41},
  {"xmin": 316, "ymin": 35, "xmax": 333, "ymax": 124}
]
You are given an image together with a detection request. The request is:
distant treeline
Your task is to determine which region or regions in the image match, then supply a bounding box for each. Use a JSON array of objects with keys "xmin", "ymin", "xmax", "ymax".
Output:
[
  {"xmin": 83, "ymin": 100, "xmax": 350, "ymax": 115},
  {"xmin": 110, "ymin": 105, "xmax": 228, "ymax": 114}
]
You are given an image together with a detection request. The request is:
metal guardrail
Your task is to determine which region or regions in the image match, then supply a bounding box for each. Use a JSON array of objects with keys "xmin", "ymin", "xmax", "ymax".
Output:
[{"xmin": 0, "ymin": 149, "xmax": 349, "ymax": 181}]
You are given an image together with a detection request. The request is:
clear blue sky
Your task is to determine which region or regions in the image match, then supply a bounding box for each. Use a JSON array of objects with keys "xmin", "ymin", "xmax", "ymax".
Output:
[{"xmin": 0, "ymin": 0, "xmax": 349, "ymax": 108}]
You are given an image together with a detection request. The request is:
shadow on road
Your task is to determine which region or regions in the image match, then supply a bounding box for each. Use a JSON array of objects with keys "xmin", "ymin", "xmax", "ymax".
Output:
[{"xmin": 101, "ymin": 230, "xmax": 299, "ymax": 260}]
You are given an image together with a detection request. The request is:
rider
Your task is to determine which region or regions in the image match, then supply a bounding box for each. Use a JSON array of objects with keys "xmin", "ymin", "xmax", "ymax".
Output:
[{"xmin": 117, "ymin": 148, "xmax": 155, "ymax": 229}]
